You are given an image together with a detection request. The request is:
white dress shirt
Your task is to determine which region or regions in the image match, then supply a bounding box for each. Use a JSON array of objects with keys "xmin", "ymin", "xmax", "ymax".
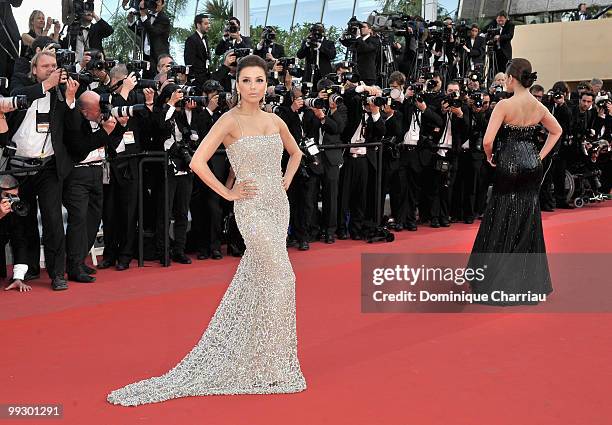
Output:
[{"xmin": 12, "ymin": 84, "xmax": 55, "ymax": 158}]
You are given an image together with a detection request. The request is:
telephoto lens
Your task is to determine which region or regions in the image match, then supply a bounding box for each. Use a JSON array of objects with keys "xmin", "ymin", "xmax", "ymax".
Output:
[
  {"xmin": 109, "ymin": 104, "xmax": 149, "ymax": 118},
  {"xmin": 0, "ymin": 95, "xmax": 29, "ymax": 113},
  {"xmin": 303, "ymin": 97, "xmax": 326, "ymax": 109}
]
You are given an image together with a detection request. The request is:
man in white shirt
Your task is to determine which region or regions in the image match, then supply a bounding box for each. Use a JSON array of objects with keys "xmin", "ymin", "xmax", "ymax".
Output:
[
  {"xmin": 5, "ymin": 51, "xmax": 77, "ymax": 290},
  {"xmin": 127, "ymin": 0, "xmax": 170, "ymax": 78}
]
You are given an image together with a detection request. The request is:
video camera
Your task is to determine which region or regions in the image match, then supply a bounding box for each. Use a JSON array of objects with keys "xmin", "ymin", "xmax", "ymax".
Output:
[
  {"xmin": 0, "ymin": 95, "xmax": 29, "ymax": 113},
  {"xmin": 485, "ymin": 27, "xmax": 501, "ymax": 45},
  {"xmin": 72, "ymin": 0, "xmax": 95, "ymax": 19},
  {"xmin": 366, "ymin": 11, "xmax": 417, "ymax": 37}
]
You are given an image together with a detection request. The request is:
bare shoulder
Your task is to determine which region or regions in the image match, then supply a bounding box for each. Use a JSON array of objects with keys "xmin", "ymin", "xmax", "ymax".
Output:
[{"xmin": 268, "ymin": 111, "xmax": 287, "ymax": 131}]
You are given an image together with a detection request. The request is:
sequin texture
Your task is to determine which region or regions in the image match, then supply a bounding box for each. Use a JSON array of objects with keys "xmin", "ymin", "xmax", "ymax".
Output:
[
  {"xmin": 107, "ymin": 133, "xmax": 306, "ymax": 406},
  {"xmin": 467, "ymin": 124, "xmax": 553, "ymax": 305}
]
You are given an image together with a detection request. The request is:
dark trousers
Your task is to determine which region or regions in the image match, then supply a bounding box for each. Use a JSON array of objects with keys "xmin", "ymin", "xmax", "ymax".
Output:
[
  {"xmin": 338, "ymin": 155, "xmax": 369, "ymax": 236},
  {"xmin": 453, "ymin": 151, "xmax": 485, "ymax": 220},
  {"xmin": 381, "ymin": 154, "xmax": 401, "ymax": 220},
  {"xmin": 428, "ymin": 153, "xmax": 458, "ymax": 222},
  {"xmin": 319, "ymin": 163, "xmax": 341, "ymax": 235},
  {"xmin": 397, "ymin": 147, "xmax": 422, "ymax": 227},
  {"xmin": 190, "ymin": 155, "xmax": 227, "ymax": 255},
  {"xmin": 15, "ymin": 161, "xmax": 65, "ymax": 279},
  {"xmin": 289, "ymin": 171, "xmax": 319, "ymax": 243},
  {"xmin": 102, "ymin": 161, "xmax": 139, "ymax": 264},
  {"xmin": 63, "ymin": 165, "xmax": 103, "ymax": 274},
  {"xmin": 156, "ymin": 173, "xmax": 193, "ymax": 255},
  {"xmin": 553, "ymin": 156, "xmax": 569, "ymax": 206}
]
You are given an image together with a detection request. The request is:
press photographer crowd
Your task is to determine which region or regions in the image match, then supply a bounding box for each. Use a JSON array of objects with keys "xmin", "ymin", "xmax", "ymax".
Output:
[{"xmin": 0, "ymin": 0, "xmax": 610, "ymax": 292}]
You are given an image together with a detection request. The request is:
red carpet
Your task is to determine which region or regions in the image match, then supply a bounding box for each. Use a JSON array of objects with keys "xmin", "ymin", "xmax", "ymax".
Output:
[{"xmin": 2, "ymin": 203, "xmax": 612, "ymax": 425}]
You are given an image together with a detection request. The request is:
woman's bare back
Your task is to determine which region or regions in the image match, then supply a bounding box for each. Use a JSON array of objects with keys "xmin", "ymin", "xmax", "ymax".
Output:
[{"xmin": 501, "ymin": 93, "xmax": 547, "ymax": 127}]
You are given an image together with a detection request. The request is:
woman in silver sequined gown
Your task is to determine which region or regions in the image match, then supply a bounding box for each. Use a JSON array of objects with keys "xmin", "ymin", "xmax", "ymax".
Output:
[
  {"xmin": 468, "ymin": 59, "xmax": 562, "ymax": 305},
  {"xmin": 107, "ymin": 56, "xmax": 306, "ymax": 406}
]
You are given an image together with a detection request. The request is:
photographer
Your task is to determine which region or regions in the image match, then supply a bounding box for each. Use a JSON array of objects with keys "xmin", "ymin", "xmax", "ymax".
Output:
[
  {"xmin": 20, "ymin": 11, "xmax": 60, "ymax": 58},
  {"xmin": 184, "ymin": 14, "xmax": 212, "ymax": 91},
  {"xmin": 484, "ymin": 11, "xmax": 514, "ymax": 75},
  {"xmin": 542, "ymin": 82, "xmax": 572, "ymax": 210},
  {"xmin": 428, "ymin": 80, "xmax": 468, "ymax": 227},
  {"xmin": 98, "ymin": 65, "xmax": 155, "ymax": 271},
  {"xmin": 62, "ymin": 87, "xmax": 127, "ymax": 282},
  {"xmin": 297, "ymin": 23, "xmax": 336, "ymax": 86},
  {"xmin": 152, "ymin": 84, "xmax": 198, "ymax": 265},
  {"xmin": 214, "ymin": 17, "xmax": 252, "ymax": 56},
  {"xmin": 301, "ymin": 79, "xmax": 348, "ymax": 245},
  {"xmin": 379, "ymin": 73, "xmax": 405, "ymax": 229},
  {"xmin": 188, "ymin": 80, "xmax": 229, "ymax": 260},
  {"xmin": 11, "ymin": 35, "xmax": 56, "ymax": 86},
  {"xmin": 4, "ymin": 51, "xmax": 77, "ymax": 290},
  {"xmin": 462, "ymin": 24, "xmax": 485, "ymax": 70},
  {"xmin": 127, "ymin": 0, "xmax": 170, "ymax": 78},
  {"xmin": 254, "ymin": 26, "xmax": 285, "ymax": 63},
  {"xmin": 211, "ymin": 50, "xmax": 238, "ymax": 92},
  {"xmin": 454, "ymin": 89, "xmax": 488, "ymax": 223},
  {"xmin": 0, "ymin": 175, "xmax": 30, "ymax": 292},
  {"xmin": 396, "ymin": 79, "xmax": 444, "ymax": 231},
  {"xmin": 61, "ymin": 6, "xmax": 113, "ymax": 61},
  {"xmin": 338, "ymin": 84, "xmax": 386, "ymax": 239},
  {"xmin": 80, "ymin": 48, "xmax": 112, "ymax": 92},
  {"xmin": 352, "ymin": 22, "xmax": 380, "ymax": 85}
]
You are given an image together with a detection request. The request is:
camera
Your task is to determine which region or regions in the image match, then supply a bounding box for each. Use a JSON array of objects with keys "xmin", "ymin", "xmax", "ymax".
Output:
[
  {"xmin": 87, "ymin": 57, "xmax": 117, "ymax": 72},
  {"xmin": 443, "ymin": 91, "xmax": 463, "ymax": 108},
  {"xmin": 366, "ymin": 11, "xmax": 415, "ymax": 37},
  {"xmin": 303, "ymin": 97, "xmax": 326, "ymax": 109},
  {"xmin": 408, "ymin": 82, "xmax": 425, "ymax": 103},
  {"xmin": 0, "ymin": 95, "xmax": 29, "ymax": 113},
  {"xmin": 168, "ymin": 135, "xmax": 196, "ymax": 172},
  {"xmin": 56, "ymin": 49, "xmax": 77, "ymax": 69},
  {"xmin": 469, "ymin": 91, "xmax": 485, "ymax": 108},
  {"xmin": 136, "ymin": 79, "xmax": 161, "ymax": 90},
  {"xmin": 485, "ymin": 27, "xmax": 501, "ymax": 45},
  {"xmin": 67, "ymin": 71, "xmax": 98, "ymax": 86},
  {"xmin": 176, "ymin": 84, "xmax": 197, "ymax": 96},
  {"xmin": 108, "ymin": 104, "xmax": 149, "ymax": 118},
  {"xmin": 127, "ymin": 0, "xmax": 157, "ymax": 15},
  {"xmin": 595, "ymin": 93, "xmax": 611, "ymax": 109},
  {"xmin": 262, "ymin": 26, "xmax": 276, "ymax": 43},
  {"xmin": 232, "ymin": 48, "xmax": 253, "ymax": 63},
  {"xmin": 126, "ymin": 60, "xmax": 151, "ymax": 74},
  {"xmin": 327, "ymin": 71, "xmax": 360, "ymax": 85},
  {"xmin": 298, "ymin": 136, "xmax": 323, "ymax": 177},
  {"xmin": 167, "ymin": 64, "xmax": 190, "ymax": 82},
  {"xmin": 306, "ymin": 24, "xmax": 325, "ymax": 48},
  {"xmin": 366, "ymin": 95, "xmax": 392, "ymax": 107},
  {"xmin": 2, "ymin": 193, "xmax": 29, "ymax": 217},
  {"xmin": 73, "ymin": 0, "xmax": 95, "ymax": 19},
  {"xmin": 177, "ymin": 96, "xmax": 209, "ymax": 108},
  {"xmin": 226, "ymin": 22, "xmax": 240, "ymax": 33}
]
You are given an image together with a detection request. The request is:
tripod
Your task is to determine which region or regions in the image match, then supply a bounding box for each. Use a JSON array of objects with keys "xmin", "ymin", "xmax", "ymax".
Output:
[
  {"xmin": 377, "ymin": 32, "xmax": 397, "ymax": 88},
  {"xmin": 484, "ymin": 42, "xmax": 498, "ymax": 89},
  {"xmin": 409, "ymin": 41, "xmax": 427, "ymax": 81}
]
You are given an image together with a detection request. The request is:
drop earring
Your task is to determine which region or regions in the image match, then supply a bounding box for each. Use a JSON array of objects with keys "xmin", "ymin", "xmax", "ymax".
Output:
[{"xmin": 236, "ymin": 91, "xmax": 241, "ymax": 107}]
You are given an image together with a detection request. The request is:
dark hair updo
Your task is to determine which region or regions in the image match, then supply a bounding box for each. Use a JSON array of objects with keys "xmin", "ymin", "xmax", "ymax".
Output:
[
  {"xmin": 505, "ymin": 58, "xmax": 538, "ymax": 88},
  {"xmin": 236, "ymin": 54, "xmax": 268, "ymax": 80}
]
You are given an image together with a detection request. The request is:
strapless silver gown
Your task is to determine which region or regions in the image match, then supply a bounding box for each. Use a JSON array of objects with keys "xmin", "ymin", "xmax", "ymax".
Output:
[{"xmin": 107, "ymin": 134, "xmax": 307, "ymax": 406}]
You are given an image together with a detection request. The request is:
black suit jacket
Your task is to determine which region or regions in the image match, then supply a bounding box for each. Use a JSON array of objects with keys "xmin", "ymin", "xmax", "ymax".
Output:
[
  {"xmin": 296, "ymin": 38, "xmax": 336, "ymax": 84},
  {"xmin": 0, "ymin": 0, "xmax": 22, "ymax": 81},
  {"xmin": 302, "ymin": 104, "xmax": 348, "ymax": 166},
  {"xmin": 63, "ymin": 110, "xmax": 124, "ymax": 163},
  {"xmin": 400, "ymin": 100, "xmax": 444, "ymax": 167},
  {"xmin": 485, "ymin": 20, "xmax": 515, "ymax": 61},
  {"xmin": 130, "ymin": 12, "xmax": 170, "ymax": 66},
  {"xmin": 354, "ymin": 36, "xmax": 380, "ymax": 82},
  {"xmin": 466, "ymin": 36, "xmax": 485, "ymax": 64},
  {"xmin": 6, "ymin": 79, "xmax": 73, "ymax": 178},
  {"xmin": 61, "ymin": 19, "xmax": 114, "ymax": 54},
  {"xmin": 184, "ymin": 32, "xmax": 211, "ymax": 88}
]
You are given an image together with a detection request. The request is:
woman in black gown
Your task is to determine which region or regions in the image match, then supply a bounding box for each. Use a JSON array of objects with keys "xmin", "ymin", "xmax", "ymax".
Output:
[{"xmin": 468, "ymin": 58, "xmax": 563, "ymax": 306}]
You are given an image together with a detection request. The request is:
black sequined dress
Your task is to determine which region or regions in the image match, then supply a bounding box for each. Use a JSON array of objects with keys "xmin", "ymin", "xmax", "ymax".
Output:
[{"xmin": 468, "ymin": 124, "xmax": 553, "ymax": 305}]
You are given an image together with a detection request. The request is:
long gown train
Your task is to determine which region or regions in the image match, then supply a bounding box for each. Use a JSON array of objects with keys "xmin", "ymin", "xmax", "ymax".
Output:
[{"xmin": 107, "ymin": 133, "xmax": 306, "ymax": 406}]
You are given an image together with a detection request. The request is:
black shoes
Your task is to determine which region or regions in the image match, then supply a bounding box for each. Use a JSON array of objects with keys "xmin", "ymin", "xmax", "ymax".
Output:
[
  {"xmin": 68, "ymin": 272, "xmax": 96, "ymax": 283},
  {"xmin": 430, "ymin": 218, "xmax": 441, "ymax": 228},
  {"xmin": 350, "ymin": 234, "xmax": 362, "ymax": 241},
  {"xmin": 324, "ymin": 235, "xmax": 336, "ymax": 244},
  {"xmin": 298, "ymin": 241, "xmax": 310, "ymax": 251},
  {"xmin": 51, "ymin": 276, "xmax": 68, "ymax": 291},
  {"xmin": 171, "ymin": 253, "xmax": 192, "ymax": 264},
  {"xmin": 227, "ymin": 244, "xmax": 244, "ymax": 257},
  {"xmin": 116, "ymin": 262, "xmax": 130, "ymax": 271},
  {"xmin": 337, "ymin": 231, "xmax": 349, "ymax": 240},
  {"xmin": 81, "ymin": 264, "xmax": 97, "ymax": 275},
  {"xmin": 197, "ymin": 251, "xmax": 210, "ymax": 260},
  {"xmin": 97, "ymin": 259, "xmax": 115, "ymax": 270},
  {"xmin": 211, "ymin": 249, "xmax": 223, "ymax": 260},
  {"xmin": 405, "ymin": 223, "xmax": 417, "ymax": 231},
  {"xmin": 440, "ymin": 219, "xmax": 451, "ymax": 227}
]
